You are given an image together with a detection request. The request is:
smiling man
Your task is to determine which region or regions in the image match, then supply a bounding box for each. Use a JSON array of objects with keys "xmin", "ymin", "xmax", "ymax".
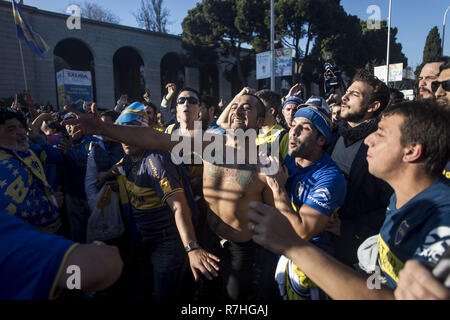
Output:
[
  {"xmin": 0, "ymin": 109, "xmax": 61, "ymax": 233},
  {"xmin": 62, "ymin": 89, "xmax": 276, "ymax": 300}
]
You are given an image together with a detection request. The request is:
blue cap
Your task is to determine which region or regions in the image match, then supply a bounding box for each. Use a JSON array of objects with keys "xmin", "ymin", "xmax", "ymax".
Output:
[
  {"xmin": 63, "ymin": 112, "xmax": 76, "ymax": 120},
  {"xmin": 299, "ymin": 96, "xmax": 330, "ymax": 113},
  {"xmin": 282, "ymin": 94, "xmax": 304, "ymax": 109},
  {"xmin": 115, "ymin": 102, "xmax": 149, "ymax": 126},
  {"xmin": 294, "ymin": 105, "xmax": 333, "ymax": 145}
]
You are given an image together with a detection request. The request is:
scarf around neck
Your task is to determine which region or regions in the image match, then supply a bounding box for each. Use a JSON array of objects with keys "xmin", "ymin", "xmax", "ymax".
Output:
[{"xmin": 337, "ymin": 117, "xmax": 380, "ymax": 147}]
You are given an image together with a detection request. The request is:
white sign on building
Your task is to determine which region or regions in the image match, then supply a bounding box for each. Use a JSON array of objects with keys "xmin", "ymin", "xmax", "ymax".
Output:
[
  {"xmin": 256, "ymin": 51, "xmax": 271, "ymax": 80},
  {"xmin": 256, "ymin": 48, "xmax": 293, "ymax": 80},
  {"xmin": 374, "ymin": 63, "xmax": 403, "ymax": 82}
]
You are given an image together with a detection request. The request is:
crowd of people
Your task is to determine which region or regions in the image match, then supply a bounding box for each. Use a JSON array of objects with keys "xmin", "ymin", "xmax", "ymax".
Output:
[{"xmin": 0, "ymin": 57, "xmax": 449, "ymax": 301}]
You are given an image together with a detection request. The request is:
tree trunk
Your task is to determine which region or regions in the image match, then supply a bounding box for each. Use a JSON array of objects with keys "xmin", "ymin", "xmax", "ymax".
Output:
[{"xmin": 235, "ymin": 44, "xmax": 246, "ymax": 86}]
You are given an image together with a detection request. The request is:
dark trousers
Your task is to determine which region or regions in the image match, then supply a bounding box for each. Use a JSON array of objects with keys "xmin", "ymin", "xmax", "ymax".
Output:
[
  {"xmin": 201, "ymin": 223, "xmax": 280, "ymax": 301},
  {"xmin": 131, "ymin": 228, "xmax": 188, "ymax": 301}
]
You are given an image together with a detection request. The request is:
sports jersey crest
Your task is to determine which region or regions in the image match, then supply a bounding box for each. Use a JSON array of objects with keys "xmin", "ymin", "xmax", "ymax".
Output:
[
  {"xmin": 296, "ymin": 181, "xmax": 304, "ymax": 198},
  {"xmin": 394, "ymin": 220, "xmax": 410, "ymax": 245}
]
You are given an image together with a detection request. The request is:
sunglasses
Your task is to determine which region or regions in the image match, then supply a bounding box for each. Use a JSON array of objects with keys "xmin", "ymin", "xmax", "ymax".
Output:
[
  {"xmin": 177, "ymin": 97, "xmax": 199, "ymax": 105},
  {"xmin": 431, "ymin": 80, "xmax": 450, "ymax": 92}
]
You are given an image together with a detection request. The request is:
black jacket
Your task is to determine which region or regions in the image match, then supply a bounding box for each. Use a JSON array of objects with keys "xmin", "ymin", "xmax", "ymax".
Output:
[{"xmin": 327, "ymin": 120, "xmax": 393, "ymax": 240}]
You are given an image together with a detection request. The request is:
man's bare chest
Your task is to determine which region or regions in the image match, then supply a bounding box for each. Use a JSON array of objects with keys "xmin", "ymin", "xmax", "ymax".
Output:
[{"xmin": 204, "ymin": 162, "xmax": 261, "ymax": 191}]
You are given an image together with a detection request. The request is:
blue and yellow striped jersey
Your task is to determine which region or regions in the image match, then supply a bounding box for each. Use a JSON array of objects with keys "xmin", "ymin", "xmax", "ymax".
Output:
[{"xmin": 117, "ymin": 150, "xmax": 186, "ymax": 242}]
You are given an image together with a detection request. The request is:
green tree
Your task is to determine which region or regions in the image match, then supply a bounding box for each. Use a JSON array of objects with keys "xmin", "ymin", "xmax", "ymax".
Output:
[
  {"xmin": 422, "ymin": 26, "xmax": 442, "ymax": 63},
  {"xmin": 415, "ymin": 26, "xmax": 442, "ymax": 80},
  {"xmin": 316, "ymin": 18, "xmax": 407, "ymax": 82},
  {"xmin": 182, "ymin": 0, "xmax": 266, "ymax": 89},
  {"xmin": 273, "ymin": 0, "xmax": 342, "ymax": 80}
]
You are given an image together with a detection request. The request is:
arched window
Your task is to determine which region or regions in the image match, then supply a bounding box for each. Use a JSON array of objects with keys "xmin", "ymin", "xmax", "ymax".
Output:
[
  {"xmin": 160, "ymin": 52, "xmax": 185, "ymax": 99},
  {"xmin": 199, "ymin": 64, "xmax": 219, "ymax": 98}
]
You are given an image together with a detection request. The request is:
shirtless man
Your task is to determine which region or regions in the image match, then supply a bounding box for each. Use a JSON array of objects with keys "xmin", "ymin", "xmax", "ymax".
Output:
[{"xmin": 64, "ymin": 90, "xmax": 275, "ymax": 300}]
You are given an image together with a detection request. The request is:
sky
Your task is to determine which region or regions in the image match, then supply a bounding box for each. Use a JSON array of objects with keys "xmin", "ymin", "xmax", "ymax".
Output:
[{"xmin": 19, "ymin": 0, "xmax": 450, "ymax": 69}]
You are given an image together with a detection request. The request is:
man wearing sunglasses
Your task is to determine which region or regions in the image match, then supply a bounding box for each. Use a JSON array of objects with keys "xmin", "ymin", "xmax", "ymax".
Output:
[
  {"xmin": 432, "ymin": 63, "xmax": 450, "ymax": 109},
  {"xmin": 62, "ymin": 90, "xmax": 275, "ymax": 301},
  {"xmin": 165, "ymin": 88, "xmax": 205, "ymax": 231},
  {"xmin": 418, "ymin": 57, "xmax": 449, "ymax": 100},
  {"xmin": 433, "ymin": 62, "xmax": 450, "ymax": 182}
]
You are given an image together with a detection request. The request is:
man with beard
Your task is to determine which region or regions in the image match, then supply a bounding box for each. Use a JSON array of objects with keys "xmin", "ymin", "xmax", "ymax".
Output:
[
  {"xmin": 417, "ymin": 57, "xmax": 449, "ymax": 100},
  {"xmin": 431, "ymin": 62, "xmax": 450, "ymax": 182},
  {"xmin": 325, "ymin": 69, "xmax": 393, "ymax": 267},
  {"xmin": 248, "ymin": 100, "xmax": 450, "ymax": 300},
  {"xmin": 433, "ymin": 62, "xmax": 450, "ymax": 109},
  {"xmin": 261, "ymin": 104, "xmax": 347, "ymax": 300},
  {"xmin": 63, "ymin": 90, "xmax": 275, "ymax": 300}
]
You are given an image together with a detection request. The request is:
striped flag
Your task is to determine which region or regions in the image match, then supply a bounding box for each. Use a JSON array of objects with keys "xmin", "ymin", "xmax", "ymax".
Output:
[{"xmin": 11, "ymin": 0, "xmax": 50, "ymax": 59}]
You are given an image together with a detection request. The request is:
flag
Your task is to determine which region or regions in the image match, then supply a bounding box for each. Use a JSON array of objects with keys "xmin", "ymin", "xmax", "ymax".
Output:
[{"xmin": 11, "ymin": 0, "xmax": 50, "ymax": 59}]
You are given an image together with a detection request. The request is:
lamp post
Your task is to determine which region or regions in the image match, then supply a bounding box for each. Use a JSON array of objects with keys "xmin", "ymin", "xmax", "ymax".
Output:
[
  {"xmin": 442, "ymin": 6, "xmax": 450, "ymax": 56},
  {"xmin": 385, "ymin": 0, "xmax": 392, "ymax": 85}
]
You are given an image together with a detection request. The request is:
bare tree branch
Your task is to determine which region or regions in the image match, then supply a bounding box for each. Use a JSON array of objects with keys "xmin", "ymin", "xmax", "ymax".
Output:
[
  {"xmin": 134, "ymin": 0, "xmax": 171, "ymax": 33},
  {"xmin": 80, "ymin": 2, "xmax": 120, "ymax": 24}
]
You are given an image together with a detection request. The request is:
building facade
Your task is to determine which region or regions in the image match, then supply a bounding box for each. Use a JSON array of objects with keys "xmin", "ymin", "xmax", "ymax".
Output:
[{"xmin": 0, "ymin": 1, "xmax": 257, "ymax": 109}]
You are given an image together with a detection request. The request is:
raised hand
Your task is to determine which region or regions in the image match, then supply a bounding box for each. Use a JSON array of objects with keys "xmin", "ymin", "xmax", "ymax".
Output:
[
  {"xmin": 165, "ymin": 83, "xmax": 177, "ymax": 100},
  {"xmin": 61, "ymin": 103, "xmax": 105, "ymax": 139}
]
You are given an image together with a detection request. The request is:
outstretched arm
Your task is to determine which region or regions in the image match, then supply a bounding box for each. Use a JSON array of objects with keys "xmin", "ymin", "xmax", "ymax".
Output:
[
  {"xmin": 63, "ymin": 104, "xmax": 231, "ymax": 163},
  {"xmin": 63, "ymin": 104, "xmax": 179, "ymax": 152},
  {"xmin": 248, "ymin": 201, "xmax": 394, "ymax": 300}
]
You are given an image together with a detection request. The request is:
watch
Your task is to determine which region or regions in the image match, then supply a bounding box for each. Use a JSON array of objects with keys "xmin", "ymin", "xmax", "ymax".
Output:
[{"xmin": 185, "ymin": 241, "xmax": 200, "ymax": 253}]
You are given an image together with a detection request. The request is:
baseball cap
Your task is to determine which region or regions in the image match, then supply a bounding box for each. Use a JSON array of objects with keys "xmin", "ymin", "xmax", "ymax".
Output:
[
  {"xmin": 115, "ymin": 102, "xmax": 149, "ymax": 126},
  {"xmin": 299, "ymin": 96, "xmax": 331, "ymax": 113},
  {"xmin": 63, "ymin": 112, "xmax": 76, "ymax": 120}
]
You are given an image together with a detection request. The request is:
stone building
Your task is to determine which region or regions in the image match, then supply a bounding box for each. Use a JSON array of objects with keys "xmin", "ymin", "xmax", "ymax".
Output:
[{"xmin": 0, "ymin": 1, "xmax": 257, "ymax": 109}]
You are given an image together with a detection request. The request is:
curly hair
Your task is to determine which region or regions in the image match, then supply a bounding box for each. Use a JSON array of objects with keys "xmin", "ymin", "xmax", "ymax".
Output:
[{"xmin": 353, "ymin": 69, "xmax": 390, "ymax": 117}]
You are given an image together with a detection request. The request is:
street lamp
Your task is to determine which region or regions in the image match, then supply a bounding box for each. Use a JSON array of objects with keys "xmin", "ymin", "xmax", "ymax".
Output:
[
  {"xmin": 442, "ymin": 6, "xmax": 450, "ymax": 56},
  {"xmin": 386, "ymin": 0, "xmax": 392, "ymax": 85}
]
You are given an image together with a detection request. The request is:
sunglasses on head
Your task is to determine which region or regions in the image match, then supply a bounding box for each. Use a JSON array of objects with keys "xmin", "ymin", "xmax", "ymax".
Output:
[
  {"xmin": 177, "ymin": 97, "xmax": 199, "ymax": 105},
  {"xmin": 431, "ymin": 80, "xmax": 450, "ymax": 92}
]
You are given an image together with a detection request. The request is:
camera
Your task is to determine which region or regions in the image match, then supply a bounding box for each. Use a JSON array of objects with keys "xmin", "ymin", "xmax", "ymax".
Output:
[{"xmin": 324, "ymin": 63, "xmax": 341, "ymax": 98}]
